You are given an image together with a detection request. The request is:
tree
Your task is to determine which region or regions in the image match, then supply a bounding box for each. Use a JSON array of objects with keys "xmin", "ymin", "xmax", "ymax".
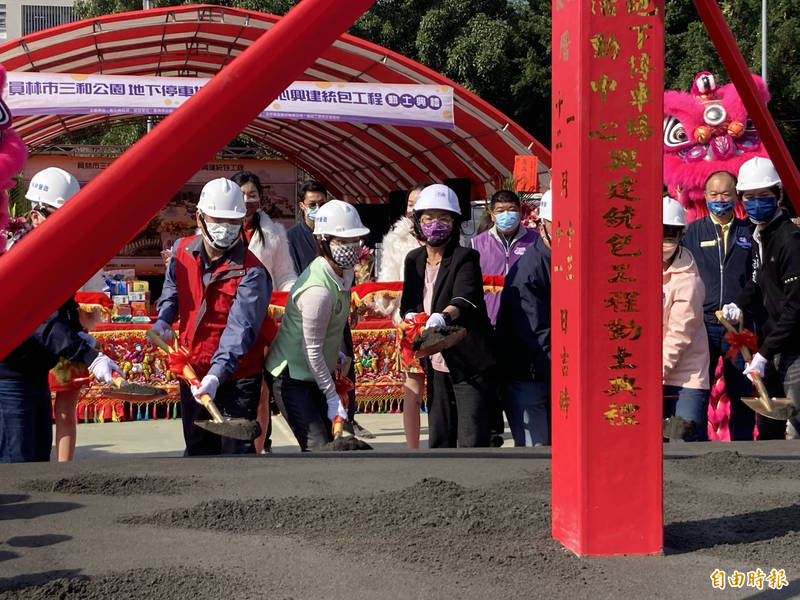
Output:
[{"xmin": 67, "ymin": 0, "xmax": 800, "ymax": 161}]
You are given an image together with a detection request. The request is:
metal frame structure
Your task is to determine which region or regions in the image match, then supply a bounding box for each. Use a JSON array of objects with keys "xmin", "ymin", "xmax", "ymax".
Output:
[{"xmin": 0, "ymin": 4, "xmax": 550, "ymax": 203}]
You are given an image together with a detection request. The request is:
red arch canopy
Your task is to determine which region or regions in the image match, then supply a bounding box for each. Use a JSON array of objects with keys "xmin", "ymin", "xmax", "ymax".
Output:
[{"xmin": 0, "ymin": 4, "xmax": 550, "ymax": 202}]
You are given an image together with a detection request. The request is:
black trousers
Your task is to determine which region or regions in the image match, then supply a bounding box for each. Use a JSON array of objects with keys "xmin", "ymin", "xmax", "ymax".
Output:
[
  {"xmin": 179, "ymin": 374, "xmax": 261, "ymax": 456},
  {"xmin": 342, "ymin": 323, "xmax": 357, "ymax": 422},
  {"xmin": 427, "ymin": 370, "xmax": 491, "ymax": 448},
  {"xmin": 270, "ymin": 371, "xmax": 332, "ymax": 451}
]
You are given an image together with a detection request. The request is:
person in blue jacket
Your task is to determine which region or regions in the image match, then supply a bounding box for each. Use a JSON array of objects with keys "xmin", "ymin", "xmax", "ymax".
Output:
[
  {"xmin": 495, "ymin": 223, "xmax": 551, "ymax": 447},
  {"xmin": 286, "ymin": 180, "xmax": 328, "ymax": 276},
  {"xmin": 682, "ymin": 170, "xmax": 755, "ymax": 440},
  {"xmin": 0, "ymin": 167, "xmax": 123, "ymax": 463}
]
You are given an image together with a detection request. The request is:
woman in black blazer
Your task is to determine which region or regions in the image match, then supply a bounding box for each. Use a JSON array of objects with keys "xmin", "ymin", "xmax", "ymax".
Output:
[{"xmin": 400, "ymin": 184, "xmax": 496, "ymax": 447}]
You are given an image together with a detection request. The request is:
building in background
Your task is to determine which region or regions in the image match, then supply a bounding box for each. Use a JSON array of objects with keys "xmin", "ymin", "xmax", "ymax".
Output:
[{"xmin": 3, "ymin": 0, "xmax": 77, "ymax": 41}]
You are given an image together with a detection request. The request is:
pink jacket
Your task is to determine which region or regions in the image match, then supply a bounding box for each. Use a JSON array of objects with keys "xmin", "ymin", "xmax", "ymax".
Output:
[{"xmin": 662, "ymin": 248, "xmax": 710, "ymax": 390}]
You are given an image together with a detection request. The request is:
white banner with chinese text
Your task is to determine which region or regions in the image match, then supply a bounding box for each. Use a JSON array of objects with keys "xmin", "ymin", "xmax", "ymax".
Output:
[{"xmin": 4, "ymin": 72, "xmax": 454, "ymax": 129}]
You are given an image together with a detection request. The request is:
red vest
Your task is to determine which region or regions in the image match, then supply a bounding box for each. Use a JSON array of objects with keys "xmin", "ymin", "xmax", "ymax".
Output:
[{"xmin": 174, "ymin": 235, "xmax": 269, "ymax": 380}]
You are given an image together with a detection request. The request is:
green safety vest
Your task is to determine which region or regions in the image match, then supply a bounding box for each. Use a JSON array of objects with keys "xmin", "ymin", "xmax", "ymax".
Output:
[{"xmin": 265, "ymin": 256, "xmax": 350, "ymax": 381}]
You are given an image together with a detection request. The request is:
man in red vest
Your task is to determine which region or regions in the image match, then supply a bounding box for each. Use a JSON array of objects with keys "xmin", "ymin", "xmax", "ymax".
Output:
[{"xmin": 153, "ymin": 178, "xmax": 271, "ymax": 455}]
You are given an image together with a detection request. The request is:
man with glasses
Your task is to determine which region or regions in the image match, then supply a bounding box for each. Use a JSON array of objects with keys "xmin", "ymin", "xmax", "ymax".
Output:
[
  {"xmin": 287, "ymin": 180, "xmax": 329, "ymax": 275},
  {"xmin": 682, "ymin": 170, "xmax": 755, "ymax": 439},
  {"xmin": 470, "ymin": 190, "xmax": 538, "ymax": 325}
]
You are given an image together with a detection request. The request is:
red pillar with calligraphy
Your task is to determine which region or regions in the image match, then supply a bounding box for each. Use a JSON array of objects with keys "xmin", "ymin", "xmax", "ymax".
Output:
[{"xmin": 550, "ymin": 0, "xmax": 664, "ymax": 555}]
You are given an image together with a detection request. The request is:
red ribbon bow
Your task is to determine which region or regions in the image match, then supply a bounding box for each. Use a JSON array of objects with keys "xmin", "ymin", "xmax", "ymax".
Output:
[
  {"xmin": 165, "ymin": 347, "xmax": 200, "ymax": 386},
  {"xmin": 335, "ymin": 375, "xmax": 355, "ymax": 399},
  {"xmin": 399, "ymin": 312, "xmax": 429, "ymax": 369},
  {"xmin": 724, "ymin": 329, "xmax": 759, "ymax": 361}
]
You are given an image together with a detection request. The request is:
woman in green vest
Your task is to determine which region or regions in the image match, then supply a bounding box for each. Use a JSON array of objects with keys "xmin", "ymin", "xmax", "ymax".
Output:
[{"xmin": 265, "ymin": 200, "xmax": 370, "ymax": 450}]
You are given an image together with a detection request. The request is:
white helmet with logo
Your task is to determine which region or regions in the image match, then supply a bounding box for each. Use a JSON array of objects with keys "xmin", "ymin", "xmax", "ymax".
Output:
[
  {"xmin": 663, "ymin": 196, "xmax": 687, "ymax": 227},
  {"xmin": 25, "ymin": 167, "xmax": 80, "ymax": 209},
  {"xmin": 313, "ymin": 199, "xmax": 370, "ymax": 237},
  {"xmin": 413, "ymin": 184, "xmax": 461, "ymax": 215},
  {"xmin": 736, "ymin": 156, "xmax": 782, "ymax": 191},
  {"xmin": 538, "ymin": 189, "xmax": 553, "ymax": 222},
  {"xmin": 197, "ymin": 178, "xmax": 246, "ymax": 219}
]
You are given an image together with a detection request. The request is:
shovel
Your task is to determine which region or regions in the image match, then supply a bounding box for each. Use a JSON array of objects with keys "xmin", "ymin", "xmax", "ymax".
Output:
[
  {"xmin": 412, "ymin": 325, "xmax": 466, "ymax": 359},
  {"xmin": 146, "ymin": 328, "xmax": 261, "ymax": 441},
  {"xmin": 105, "ymin": 376, "xmax": 167, "ymax": 401},
  {"xmin": 72, "ymin": 374, "xmax": 167, "ymax": 401},
  {"xmin": 317, "ymin": 365, "xmax": 372, "ymax": 451},
  {"xmin": 715, "ymin": 310, "xmax": 797, "ymax": 420}
]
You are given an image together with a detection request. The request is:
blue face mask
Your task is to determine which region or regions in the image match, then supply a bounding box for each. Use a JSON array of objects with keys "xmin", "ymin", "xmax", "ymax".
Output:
[
  {"xmin": 743, "ymin": 196, "xmax": 778, "ymax": 224},
  {"xmin": 494, "ymin": 210, "xmax": 520, "ymax": 232},
  {"xmin": 707, "ymin": 200, "xmax": 735, "ymax": 217},
  {"xmin": 305, "ymin": 206, "xmax": 319, "ymax": 221}
]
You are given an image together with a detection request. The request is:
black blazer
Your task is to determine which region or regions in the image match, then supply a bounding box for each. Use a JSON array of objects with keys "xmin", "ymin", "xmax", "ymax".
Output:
[{"xmin": 401, "ymin": 243, "xmax": 496, "ymax": 383}]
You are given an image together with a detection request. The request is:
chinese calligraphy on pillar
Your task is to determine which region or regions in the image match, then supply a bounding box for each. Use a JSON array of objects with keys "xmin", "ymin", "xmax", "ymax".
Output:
[{"xmin": 550, "ymin": 0, "xmax": 664, "ymax": 556}]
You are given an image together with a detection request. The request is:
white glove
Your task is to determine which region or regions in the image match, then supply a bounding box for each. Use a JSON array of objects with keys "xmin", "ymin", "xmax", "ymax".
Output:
[
  {"xmin": 78, "ymin": 331, "xmax": 98, "ymax": 349},
  {"xmin": 336, "ymin": 351, "xmax": 348, "ymax": 369},
  {"xmin": 326, "ymin": 395, "xmax": 348, "ymax": 421},
  {"xmin": 425, "ymin": 312, "xmax": 447, "ymax": 329},
  {"xmin": 151, "ymin": 319, "xmax": 174, "ymax": 343},
  {"xmin": 89, "ymin": 353, "xmax": 124, "ymax": 385},
  {"xmin": 743, "ymin": 352, "xmax": 768, "ymax": 381},
  {"xmin": 190, "ymin": 374, "xmax": 220, "ymax": 404},
  {"xmin": 722, "ymin": 303, "xmax": 742, "ymax": 323},
  {"xmin": 404, "ymin": 312, "xmax": 419, "ymax": 321}
]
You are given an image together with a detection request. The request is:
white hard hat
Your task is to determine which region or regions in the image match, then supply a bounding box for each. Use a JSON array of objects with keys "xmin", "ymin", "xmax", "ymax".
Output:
[
  {"xmin": 413, "ymin": 184, "xmax": 461, "ymax": 215},
  {"xmin": 197, "ymin": 178, "xmax": 246, "ymax": 219},
  {"xmin": 538, "ymin": 189, "xmax": 552, "ymax": 222},
  {"xmin": 25, "ymin": 167, "xmax": 80, "ymax": 209},
  {"xmin": 313, "ymin": 199, "xmax": 370, "ymax": 237},
  {"xmin": 736, "ymin": 156, "xmax": 782, "ymax": 191},
  {"xmin": 663, "ymin": 196, "xmax": 686, "ymax": 227}
]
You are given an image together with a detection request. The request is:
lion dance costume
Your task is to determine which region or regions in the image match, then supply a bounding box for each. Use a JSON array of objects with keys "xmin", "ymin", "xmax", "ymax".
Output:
[
  {"xmin": 663, "ymin": 71, "xmax": 770, "ymax": 440},
  {"xmin": 663, "ymin": 71, "xmax": 769, "ymax": 222}
]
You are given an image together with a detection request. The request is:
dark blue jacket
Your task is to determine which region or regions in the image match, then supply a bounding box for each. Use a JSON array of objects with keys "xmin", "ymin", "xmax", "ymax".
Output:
[
  {"xmin": 737, "ymin": 212, "xmax": 800, "ymax": 359},
  {"xmin": 682, "ymin": 215, "xmax": 753, "ymax": 323},
  {"xmin": 286, "ymin": 220, "xmax": 317, "ymax": 275},
  {"xmin": 495, "ymin": 235, "xmax": 551, "ymax": 382},
  {"xmin": 0, "ymin": 229, "xmax": 100, "ymax": 381},
  {"xmin": 0, "ymin": 298, "xmax": 99, "ymax": 381}
]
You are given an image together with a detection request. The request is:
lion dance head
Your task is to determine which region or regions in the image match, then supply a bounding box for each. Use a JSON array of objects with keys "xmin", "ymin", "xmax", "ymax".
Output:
[{"xmin": 663, "ymin": 71, "xmax": 769, "ymax": 222}]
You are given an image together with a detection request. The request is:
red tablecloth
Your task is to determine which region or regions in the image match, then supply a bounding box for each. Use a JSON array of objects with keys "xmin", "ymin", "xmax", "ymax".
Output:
[{"xmin": 75, "ymin": 278, "xmax": 504, "ymax": 421}]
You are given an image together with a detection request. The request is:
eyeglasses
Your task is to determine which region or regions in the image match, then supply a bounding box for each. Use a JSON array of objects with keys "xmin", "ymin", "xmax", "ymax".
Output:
[
  {"xmin": 305, "ymin": 201, "xmax": 326, "ymax": 209},
  {"xmin": 31, "ymin": 203, "xmax": 54, "ymax": 217},
  {"xmin": 419, "ymin": 215, "xmax": 453, "ymax": 225}
]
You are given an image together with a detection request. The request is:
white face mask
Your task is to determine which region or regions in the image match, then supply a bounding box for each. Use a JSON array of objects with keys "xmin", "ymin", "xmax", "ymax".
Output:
[
  {"xmin": 663, "ymin": 241, "xmax": 679, "ymax": 262},
  {"xmin": 330, "ymin": 242, "xmax": 361, "ymax": 268},
  {"xmin": 204, "ymin": 221, "xmax": 241, "ymax": 249}
]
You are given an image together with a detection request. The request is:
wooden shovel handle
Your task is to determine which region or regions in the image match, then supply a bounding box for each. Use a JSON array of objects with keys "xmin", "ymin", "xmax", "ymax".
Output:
[
  {"xmin": 145, "ymin": 327, "xmax": 224, "ymax": 423},
  {"xmin": 715, "ymin": 309, "xmax": 773, "ymax": 410},
  {"xmin": 179, "ymin": 362, "xmax": 224, "ymax": 424},
  {"xmin": 714, "ymin": 310, "xmax": 752, "ymax": 361},
  {"xmin": 145, "ymin": 327, "xmax": 173, "ymax": 354}
]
